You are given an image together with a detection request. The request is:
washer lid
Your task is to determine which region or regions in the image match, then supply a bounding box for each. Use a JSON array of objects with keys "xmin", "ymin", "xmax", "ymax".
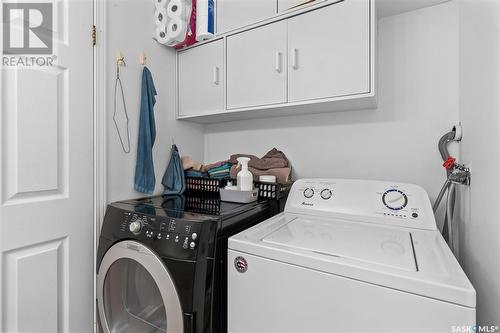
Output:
[
  {"xmin": 229, "ymin": 213, "xmax": 476, "ymax": 308},
  {"xmin": 262, "ymin": 217, "xmax": 417, "ymax": 272}
]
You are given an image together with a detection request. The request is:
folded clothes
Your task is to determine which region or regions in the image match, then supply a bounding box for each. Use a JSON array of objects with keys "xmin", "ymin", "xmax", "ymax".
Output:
[
  {"xmin": 208, "ymin": 167, "xmax": 231, "ymax": 175},
  {"xmin": 230, "ymin": 166, "xmax": 292, "ymax": 184},
  {"xmin": 210, "ymin": 172, "xmax": 230, "ymax": 179},
  {"xmin": 182, "ymin": 156, "xmax": 203, "ymax": 171},
  {"xmin": 229, "ymin": 148, "xmax": 289, "ymax": 171},
  {"xmin": 185, "ymin": 170, "xmax": 208, "ymax": 178},
  {"xmin": 207, "ymin": 162, "xmax": 232, "ymax": 174},
  {"xmin": 201, "ymin": 160, "xmax": 230, "ymax": 172}
]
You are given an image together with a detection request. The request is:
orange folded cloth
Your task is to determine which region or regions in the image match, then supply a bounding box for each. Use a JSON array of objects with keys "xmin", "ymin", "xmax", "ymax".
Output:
[{"xmin": 181, "ymin": 156, "xmax": 202, "ymax": 171}]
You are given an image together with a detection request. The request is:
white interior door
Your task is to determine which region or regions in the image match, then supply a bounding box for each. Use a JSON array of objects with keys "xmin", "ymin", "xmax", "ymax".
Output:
[{"xmin": 0, "ymin": 0, "xmax": 94, "ymax": 332}]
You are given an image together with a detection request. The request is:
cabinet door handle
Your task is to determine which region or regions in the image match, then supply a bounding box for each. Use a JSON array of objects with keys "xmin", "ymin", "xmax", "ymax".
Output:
[
  {"xmin": 213, "ymin": 66, "xmax": 220, "ymax": 85},
  {"xmin": 275, "ymin": 51, "xmax": 283, "ymax": 73},
  {"xmin": 292, "ymin": 48, "xmax": 299, "ymax": 70}
]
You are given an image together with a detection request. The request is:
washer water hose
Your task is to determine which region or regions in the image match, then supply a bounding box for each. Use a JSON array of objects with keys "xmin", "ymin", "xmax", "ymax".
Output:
[{"xmin": 433, "ymin": 127, "xmax": 469, "ymax": 257}]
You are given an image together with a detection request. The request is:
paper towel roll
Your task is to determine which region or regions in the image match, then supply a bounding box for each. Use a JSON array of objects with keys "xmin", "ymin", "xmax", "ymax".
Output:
[
  {"xmin": 154, "ymin": 7, "xmax": 168, "ymax": 26},
  {"xmin": 167, "ymin": 19, "xmax": 186, "ymax": 41},
  {"xmin": 167, "ymin": 0, "xmax": 188, "ymax": 20},
  {"xmin": 196, "ymin": 0, "xmax": 214, "ymax": 41}
]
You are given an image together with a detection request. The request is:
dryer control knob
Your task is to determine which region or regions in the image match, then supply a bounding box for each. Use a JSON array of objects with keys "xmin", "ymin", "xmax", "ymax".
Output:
[{"xmin": 129, "ymin": 221, "xmax": 142, "ymax": 234}]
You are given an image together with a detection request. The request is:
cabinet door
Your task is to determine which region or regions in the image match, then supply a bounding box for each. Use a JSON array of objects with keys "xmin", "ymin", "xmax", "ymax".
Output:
[
  {"xmin": 288, "ymin": 1, "xmax": 371, "ymax": 102},
  {"xmin": 227, "ymin": 21, "xmax": 287, "ymax": 109},
  {"xmin": 178, "ymin": 39, "xmax": 224, "ymax": 117},
  {"xmin": 217, "ymin": 0, "xmax": 277, "ymax": 33}
]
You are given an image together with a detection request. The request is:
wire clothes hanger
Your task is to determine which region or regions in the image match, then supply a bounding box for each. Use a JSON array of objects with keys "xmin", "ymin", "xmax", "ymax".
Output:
[{"xmin": 113, "ymin": 53, "xmax": 131, "ymax": 154}]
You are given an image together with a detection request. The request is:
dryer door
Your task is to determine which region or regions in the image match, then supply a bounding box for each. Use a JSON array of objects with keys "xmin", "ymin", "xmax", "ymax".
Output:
[{"xmin": 97, "ymin": 241, "xmax": 184, "ymax": 333}]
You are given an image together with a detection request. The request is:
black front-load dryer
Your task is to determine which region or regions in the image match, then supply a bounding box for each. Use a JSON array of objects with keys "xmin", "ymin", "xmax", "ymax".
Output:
[{"xmin": 96, "ymin": 193, "xmax": 274, "ymax": 333}]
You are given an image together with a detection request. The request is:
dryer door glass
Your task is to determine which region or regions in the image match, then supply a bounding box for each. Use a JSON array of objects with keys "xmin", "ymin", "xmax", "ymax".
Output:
[{"xmin": 103, "ymin": 258, "xmax": 167, "ymax": 333}]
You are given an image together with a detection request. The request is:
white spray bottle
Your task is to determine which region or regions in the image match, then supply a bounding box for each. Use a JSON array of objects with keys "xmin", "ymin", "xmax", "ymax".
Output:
[{"xmin": 236, "ymin": 157, "xmax": 253, "ymax": 191}]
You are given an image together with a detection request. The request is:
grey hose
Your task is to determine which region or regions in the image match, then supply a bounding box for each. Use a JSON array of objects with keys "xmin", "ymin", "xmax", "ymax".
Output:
[
  {"xmin": 445, "ymin": 184, "xmax": 455, "ymax": 243},
  {"xmin": 446, "ymin": 183, "xmax": 456, "ymax": 246},
  {"xmin": 433, "ymin": 179, "xmax": 451, "ymax": 212},
  {"xmin": 438, "ymin": 130, "xmax": 456, "ymax": 161}
]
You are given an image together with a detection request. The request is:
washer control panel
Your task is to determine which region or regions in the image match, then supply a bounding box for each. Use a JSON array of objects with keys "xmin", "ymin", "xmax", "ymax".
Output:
[{"xmin": 286, "ymin": 179, "xmax": 436, "ymax": 230}]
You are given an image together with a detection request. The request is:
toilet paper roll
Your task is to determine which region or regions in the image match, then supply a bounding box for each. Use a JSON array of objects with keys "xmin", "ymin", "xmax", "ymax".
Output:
[
  {"xmin": 167, "ymin": 19, "xmax": 186, "ymax": 42},
  {"xmin": 154, "ymin": 0, "xmax": 168, "ymax": 8},
  {"xmin": 196, "ymin": 0, "xmax": 214, "ymax": 41},
  {"xmin": 155, "ymin": 24, "xmax": 174, "ymax": 45},
  {"xmin": 154, "ymin": 7, "xmax": 168, "ymax": 26},
  {"xmin": 167, "ymin": 0, "xmax": 188, "ymax": 20}
]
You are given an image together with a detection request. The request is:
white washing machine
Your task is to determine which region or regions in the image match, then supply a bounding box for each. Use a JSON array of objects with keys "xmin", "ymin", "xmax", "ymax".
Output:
[{"xmin": 228, "ymin": 179, "xmax": 476, "ymax": 333}]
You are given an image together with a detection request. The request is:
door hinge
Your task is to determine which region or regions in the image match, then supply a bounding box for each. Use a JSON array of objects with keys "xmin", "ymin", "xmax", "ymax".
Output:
[{"xmin": 92, "ymin": 25, "xmax": 97, "ymax": 46}]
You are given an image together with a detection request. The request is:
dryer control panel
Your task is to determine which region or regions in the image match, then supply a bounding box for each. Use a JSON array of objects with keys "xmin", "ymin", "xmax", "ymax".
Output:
[
  {"xmin": 285, "ymin": 179, "xmax": 436, "ymax": 230},
  {"xmin": 100, "ymin": 205, "xmax": 218, "ymax": 261},
  {"xmin": 126, "ymin": 213, "xmax": 201, "ymax": 249}
]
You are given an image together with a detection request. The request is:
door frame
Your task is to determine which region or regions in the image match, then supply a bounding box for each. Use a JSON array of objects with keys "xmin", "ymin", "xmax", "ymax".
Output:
[{"xmin": 93, "ymin": 0, "xmax": 107, "ymax": 331}]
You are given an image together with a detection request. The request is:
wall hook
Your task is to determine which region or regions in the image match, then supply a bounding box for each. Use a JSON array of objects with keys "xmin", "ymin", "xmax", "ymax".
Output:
[
  {"xmin": 116, "ymin": 51, "xmax": 126, "ymax": 66},
  {"xmin": 140, "ymin": 52, "xmax": 147, "ymax": 66}
]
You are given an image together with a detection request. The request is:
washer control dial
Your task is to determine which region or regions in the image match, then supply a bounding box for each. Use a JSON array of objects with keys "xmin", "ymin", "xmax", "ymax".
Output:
[
  {"xmin": 303, "ymin": 188, "xmax": 315, "ymax": 198},
  {"xmin": 382, "ymin": 189, "xmax": 408, "ymax": 211},
  {"xmin": 320, "ymin": 189, "xmax": 332, "ymax": 200},
  {"xmin": 129, "ymin": 220, "xmax": 143, "ymax": 234}
]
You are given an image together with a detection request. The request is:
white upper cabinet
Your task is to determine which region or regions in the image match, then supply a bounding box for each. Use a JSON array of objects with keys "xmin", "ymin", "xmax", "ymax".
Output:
[
  {"xmin": 288, "ymin": 0, "xmax": 370, "ymax": 102},
  {"xmin": 177, "ymin": 39, "xmax": 224, "ymax": 117},
  {"xmin": 176, "ymin": 0, "xmax": 376, "ymax": 122},
  {"xmin": 217, "ymin": 0, "xmax": 277, "ymax": 33},
  {"xmin": 226, "ymin": 21, "xmax": 288, "ymax": 109}
]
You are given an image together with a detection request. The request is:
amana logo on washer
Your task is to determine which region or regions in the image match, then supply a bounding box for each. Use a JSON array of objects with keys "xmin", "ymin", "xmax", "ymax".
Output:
[{"xmin": 234, "ymin": 256, "xmax": 248, "ymax": 273}]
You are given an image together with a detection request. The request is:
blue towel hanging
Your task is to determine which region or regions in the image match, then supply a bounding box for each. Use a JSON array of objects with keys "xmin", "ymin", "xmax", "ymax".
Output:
[
  {"xmin": 134, "ymin": 66, "xmax": 157, "ymax": 194},
  {"xmin": 162, "ymin": 144, "xmax": 186, "ymax": 196}
]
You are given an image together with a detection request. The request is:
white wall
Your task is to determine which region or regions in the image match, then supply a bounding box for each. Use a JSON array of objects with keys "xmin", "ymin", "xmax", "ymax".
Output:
[
  {"xmin": 106, "ymin": 0, "xmax": 204, "ymax": 202},
  {"xmin": 458, "ymin": 0, "xmax": 500, "ymax": 325},
  {"xmin": 205, "ymin": 2, "xmax": 460, "ymax": 204}
]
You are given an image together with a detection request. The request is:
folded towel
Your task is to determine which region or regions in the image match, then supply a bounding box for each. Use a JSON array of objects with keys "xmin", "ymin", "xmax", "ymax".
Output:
[
  {"xmin": 210, "ymin": 172, "xmax": 230, "ymax": 179},
  {"xmin": 201, "ymin": 160, "xmax": 230, "ymax": 172},
  {"xmin": 229, "ymin": 148, "xmax": 289, "ymax": 171},
  {"xmin": 206, "ymin": 162, "xmax": 232, "ymax": 174},
  {"xmin": 185, "ymin": 170, "xmax": 208, "ymax": 178},
  {"xmin": 208, "ymin": 168, "xmax": 231, "ymax": 176},
  {"xmin": 182, "ymin": 156, "xmax": 203, "ymax": 171}
]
